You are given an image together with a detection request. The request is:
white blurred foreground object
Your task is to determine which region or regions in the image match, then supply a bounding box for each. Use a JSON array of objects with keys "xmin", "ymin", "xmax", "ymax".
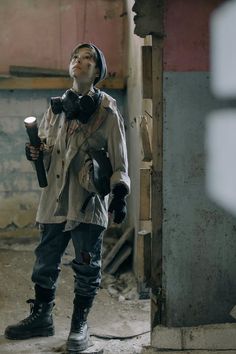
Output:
[
  {"xmin": 230, "ymin": 305, "xmax": 236, "ymax": 320},
  {"xmin": 206, "ymin": 110, "xmax": 236, "ymax": 216},
  {"xmin": 211, "ymin": 1, "xmax": 236, "ymax": 97}
]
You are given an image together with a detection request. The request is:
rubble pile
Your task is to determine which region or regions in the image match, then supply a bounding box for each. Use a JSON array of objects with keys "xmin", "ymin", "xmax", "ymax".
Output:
[
  {"xmin": 101, "ymin": 225, "xmax": 139, "ymax": 301},
  {"xmin": 101, "ymin": 271, "xmax": 139, "ymax": 301}
]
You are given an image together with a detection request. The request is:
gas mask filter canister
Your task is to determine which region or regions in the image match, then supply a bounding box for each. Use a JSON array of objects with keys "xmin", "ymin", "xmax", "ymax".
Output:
[{"xmin": 50, "ymin": 89, "xmax": 101, "ymax": 124}]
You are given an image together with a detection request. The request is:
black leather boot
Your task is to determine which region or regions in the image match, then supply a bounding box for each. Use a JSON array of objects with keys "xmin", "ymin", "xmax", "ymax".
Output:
[
  {"xmin": 4, "ymin": 299, "xmax": 55, "ymax": 340},
  {"xmin": 66, "ymin": 296, "xmax": 93, "ymax": 352}
]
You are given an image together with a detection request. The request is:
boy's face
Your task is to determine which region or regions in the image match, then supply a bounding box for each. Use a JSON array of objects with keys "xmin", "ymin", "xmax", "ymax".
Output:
[{"xmin": 69, "ymin": 47, "xmax": 99, "ymax": 84}]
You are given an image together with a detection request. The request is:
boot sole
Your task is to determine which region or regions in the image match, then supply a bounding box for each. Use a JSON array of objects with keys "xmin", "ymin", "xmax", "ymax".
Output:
[
  {"xmin": 5, "ymin": 326, "xmax": 55, "ymax": 340},
  {"xmin": 66, "ymin": 334, "xmax": 89, "ymax": 352}
]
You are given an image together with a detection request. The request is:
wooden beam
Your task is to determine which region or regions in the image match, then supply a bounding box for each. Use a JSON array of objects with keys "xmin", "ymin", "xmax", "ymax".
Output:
[
  {"xmin": 98, "ymin": 77, "xmax": 126, "ymax": 90},
  {"xmin": 105, "ymin": 244, "xmax": 132, "ymax": 275},
  {"xmin": 0, "ymin": 76, "xmax": 126, "ymax": 90},
  {"xmin": 151, "ymin": 18, "xmax": 165, "ymax": 332},
  {"xmin": 142, "ymin": 46, "xmax": 153, "ymax": 99},
  {"xmin": 102, "ymin": 227, "xmax": 134, "ymax": 271},
  {"xmin": 140, "ymin": 168, "xmax": 151, "ymax": 220},
  {"xmin": 136, "ymin": 230, "xmax": 151, "ymax": 298},
  {"xmin": 9, "ymin": 65, "xmax": 68, "ymax": 77},
  {"xmin": 140, "ymin": 116, "xmax": 152, "ymax": 162},
  {"xmin": 0, "ymin": 77, "xmax": 72, "ymax": 90}
]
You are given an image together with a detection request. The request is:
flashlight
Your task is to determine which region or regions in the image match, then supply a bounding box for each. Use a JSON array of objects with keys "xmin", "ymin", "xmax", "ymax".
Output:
[{"xmin": 24, "ymin": 116, "xmax": 48, "ymax": 188}]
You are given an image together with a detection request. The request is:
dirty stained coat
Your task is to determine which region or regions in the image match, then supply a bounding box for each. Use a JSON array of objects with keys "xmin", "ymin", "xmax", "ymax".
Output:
[{"xmin": 36, "ymin": 91, "xmax": 130, "ymax": 229}]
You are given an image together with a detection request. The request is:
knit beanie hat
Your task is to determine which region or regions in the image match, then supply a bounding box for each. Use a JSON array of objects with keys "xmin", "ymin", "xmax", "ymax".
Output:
[{"xmin": 70, "ymin": 43, "xmax": 107, "ymax": 85}]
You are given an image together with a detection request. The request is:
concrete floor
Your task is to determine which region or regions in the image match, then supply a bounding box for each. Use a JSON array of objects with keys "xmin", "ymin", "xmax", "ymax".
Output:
[{"xmin": 0, "ymin": 235, "xmax": 150, "ymax": 354}]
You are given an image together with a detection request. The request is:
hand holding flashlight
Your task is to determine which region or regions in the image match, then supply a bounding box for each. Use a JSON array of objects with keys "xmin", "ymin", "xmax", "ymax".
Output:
[
  {"xmin": 24, "ymin": 116, "xmax": 48, "ymax": 188},
  {"xmin": 25, "ymin": 143, "xmax": 43, "ymax": 161}
]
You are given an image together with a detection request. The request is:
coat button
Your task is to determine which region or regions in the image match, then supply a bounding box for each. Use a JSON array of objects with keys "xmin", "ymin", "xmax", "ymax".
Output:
[
  {"xmin": 56, "ymin": 174, "xmax": 60, "ymax": 178},
  {"xmin": 57, "ymin": 149, "xmax": 60, "ymax": 154}
]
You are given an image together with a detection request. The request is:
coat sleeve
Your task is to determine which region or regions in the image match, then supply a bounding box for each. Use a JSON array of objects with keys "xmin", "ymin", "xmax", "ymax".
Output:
[{"xmin": 107, "ymin": 109, "xmax": 130, "ymax": 194}]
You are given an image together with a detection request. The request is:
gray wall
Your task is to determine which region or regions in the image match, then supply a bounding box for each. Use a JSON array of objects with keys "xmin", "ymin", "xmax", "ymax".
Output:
[
  {"xmin": 0, "ymin": 89, "xmax": 124, "ymax": 237},
  {"xmin": 163, "ymin": 72, "xmax": 236, "ymax": 326}
]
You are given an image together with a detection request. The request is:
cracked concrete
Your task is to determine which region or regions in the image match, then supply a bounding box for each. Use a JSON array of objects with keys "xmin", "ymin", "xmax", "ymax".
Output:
[{"xmin": 0, "ymin": 235, "xmax": 150, "ymax": 354}]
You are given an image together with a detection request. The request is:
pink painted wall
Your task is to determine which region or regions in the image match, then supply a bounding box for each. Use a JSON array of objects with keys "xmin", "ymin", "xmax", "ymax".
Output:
[
  {"xmin": 0, "ymin": 0, "xmax": 124, "ymax": 77},
  {"xmin": 164, "ymin": 0, "xmax": 223, "ymax": 71}
]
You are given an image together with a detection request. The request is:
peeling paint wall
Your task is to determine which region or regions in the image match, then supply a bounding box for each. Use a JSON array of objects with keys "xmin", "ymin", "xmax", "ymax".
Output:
[
  {"xmin": 164, "ymin": 0, "xmax": 222, "ymax": 71},
  {"xmin": 162, "ymin": 0, "xmax": 236, "ymax": 326},
  {"xmin": 163, "ymin": 72, "xmax": 236, "ymax": 326},
  {"xmin": 0, "ymin": 90, "xmax": 50, "ymax": 236},
  {"xmin": 0, "ymin": 0, "xmax": 125, "ymax": 78},
  {"xmin": 0, "ymin": 0, "xmax": 126, "ymax": 237}
]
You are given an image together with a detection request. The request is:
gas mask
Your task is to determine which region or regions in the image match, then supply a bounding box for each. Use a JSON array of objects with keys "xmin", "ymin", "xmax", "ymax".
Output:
[{"xmin": 50, "ymin": 89, "xmax": 101, "ymax": 124}]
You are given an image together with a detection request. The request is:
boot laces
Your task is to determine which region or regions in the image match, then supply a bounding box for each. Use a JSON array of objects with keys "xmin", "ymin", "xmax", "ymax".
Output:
[
  {"xmin": 71, "ymin": 309, "xmax": 88, "ymax": 333},
  {"xmin": 71, "ymin": 319, "xmax": 87, "ymax": 333},
  {"xmin": 20, "ymin": 299, "xmax": 42, "ymax": 326}
]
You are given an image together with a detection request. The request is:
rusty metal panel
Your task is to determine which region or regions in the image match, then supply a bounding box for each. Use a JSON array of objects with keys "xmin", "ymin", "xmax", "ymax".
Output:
[
  {"xmin": 0, "ymin": 0, "xmax": 124, "ymax": 77},
  {"xmin": 164, "ymin": 0, "xmax": 223, "ymax": 71}
]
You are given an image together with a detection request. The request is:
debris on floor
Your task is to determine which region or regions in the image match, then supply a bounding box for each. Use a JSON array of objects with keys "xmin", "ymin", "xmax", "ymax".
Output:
[
  {"xmin": 101, "ymin": 271, "xmax": 140, "ymax": 301},
  {"xmin": 0, "ymin": 230, "xmax": 150, "ymax": 354},
  {"xmin": 102, "ymin": 227, "xmax": 134, "ymax": 275},
  {"xmin": 101, "ymin": 225, "xmax": 150, "ymax": 301}
]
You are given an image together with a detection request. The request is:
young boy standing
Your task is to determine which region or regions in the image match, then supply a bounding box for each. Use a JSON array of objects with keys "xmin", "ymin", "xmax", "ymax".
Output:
[{"xmin": 5, "ymin": 43, "xmax": 130, "ymax": 352}]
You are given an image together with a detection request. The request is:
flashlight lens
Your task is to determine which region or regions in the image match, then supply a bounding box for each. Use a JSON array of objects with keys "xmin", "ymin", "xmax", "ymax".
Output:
[{"xmin": 24, "ymin": 116, "xmax": 37, "ymax": 125}]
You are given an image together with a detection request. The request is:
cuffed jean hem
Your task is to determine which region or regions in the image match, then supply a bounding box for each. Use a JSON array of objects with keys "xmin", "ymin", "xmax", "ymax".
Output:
[{"xmin": 31, "ymin": 222, "xmax": 105, "ymax": 297}]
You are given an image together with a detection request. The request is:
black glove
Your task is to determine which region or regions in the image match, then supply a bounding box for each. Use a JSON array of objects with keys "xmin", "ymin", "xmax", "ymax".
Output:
[
  {"xmin": 108, "ymin": 184, "xmax": 128, "ymax": 224},
  {"xmin": 25, "ymin": 143, "xmax": 43, "ymax": 161}
]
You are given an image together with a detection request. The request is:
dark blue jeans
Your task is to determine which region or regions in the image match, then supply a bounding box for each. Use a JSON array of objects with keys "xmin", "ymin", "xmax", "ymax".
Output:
[{"xmin": 31, "ymin": 222, "xmax": 105, "ymax": 298}]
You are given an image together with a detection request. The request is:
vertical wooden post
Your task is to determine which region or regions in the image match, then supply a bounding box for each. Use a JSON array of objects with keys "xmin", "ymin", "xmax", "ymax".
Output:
[
  {"xmin": 136, "ymin": 230, "xmax": 151, "ymax": 298},
  {"xmin": 142, "ymin": 45, "xmax": 153, "ymax": 99},
  {"xmin": 140, "ymin": 168, "xmax": 151, "ymax": 220},
  {"xmin": 151, "ymin": 18, "xmax": 165, "ymax": 330}
]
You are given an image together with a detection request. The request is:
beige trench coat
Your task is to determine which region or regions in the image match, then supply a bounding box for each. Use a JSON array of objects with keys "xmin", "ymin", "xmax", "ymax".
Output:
[{"xmin": 36, "ymin": 91, "xmax": 130, "ymax": 229}]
